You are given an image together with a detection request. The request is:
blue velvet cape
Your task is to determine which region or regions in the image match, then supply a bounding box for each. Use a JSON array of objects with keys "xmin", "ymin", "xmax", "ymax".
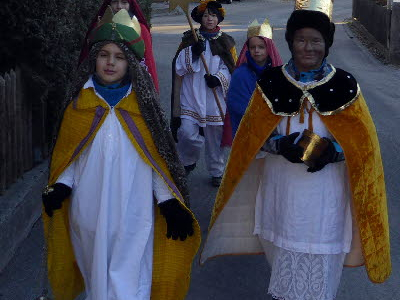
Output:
[{"xmin": 227, "ymin": 52, "xmax": 271, "ymax": 136}]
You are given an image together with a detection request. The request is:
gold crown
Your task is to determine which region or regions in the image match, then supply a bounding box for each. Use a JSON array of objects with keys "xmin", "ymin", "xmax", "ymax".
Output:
[
  {"xmin": 247, "ymin": 18, "xmax": 273, "ymax": 39},
  {"xmin": 295, "ymin": 0, "xmax": 334, "ymax": 20},
  {"xmin": 97, "ymin": 7, "xmax": 141, "ymax": 36}
]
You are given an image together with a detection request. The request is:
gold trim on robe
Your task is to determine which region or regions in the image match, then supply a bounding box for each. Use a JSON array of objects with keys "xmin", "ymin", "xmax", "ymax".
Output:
[
  {"xmin": 201, "ymin": 87, "xmax": 391, "ymax": 284},
  {"xmin": 43, "ymin": 88, "xmax": 201, "ymax": 300}
]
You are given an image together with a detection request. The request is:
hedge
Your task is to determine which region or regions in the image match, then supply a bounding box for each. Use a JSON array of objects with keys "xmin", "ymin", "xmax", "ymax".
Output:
[{"xmin": 0, "ymin": 0, "xmax": 152, "ymax": 146}]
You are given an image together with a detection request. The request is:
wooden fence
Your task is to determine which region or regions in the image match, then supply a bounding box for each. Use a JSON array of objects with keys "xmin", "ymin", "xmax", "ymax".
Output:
[{"xmin": 0, "ymin": 68, "xmax": 47, "ymax": 194}]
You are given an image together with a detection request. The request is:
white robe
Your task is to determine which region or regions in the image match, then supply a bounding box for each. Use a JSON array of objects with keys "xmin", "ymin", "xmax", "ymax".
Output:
[
  {"xmin": 255, "ymin": 102, "xmax": 353, "ymax": 300},
  {"xmin": 175, "ymin": 39, "xmax": 231, "ymax": 127},
  {"xmin": 254, "ymin": 104, "xmax": 353, "ymax": 255},
  {"xmin": 57, "ymin": 80, "xmax": 173, "ymax": 300}
]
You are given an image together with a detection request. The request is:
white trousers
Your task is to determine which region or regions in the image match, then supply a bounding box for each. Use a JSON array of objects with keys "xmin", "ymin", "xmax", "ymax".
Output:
[
  {"xmin": 259, "ymin": 238, "xmax": 345, "ymax": 300},
  {"xmin": 177, "ymin": 118, "xmax": 224, "ymax": 177}
]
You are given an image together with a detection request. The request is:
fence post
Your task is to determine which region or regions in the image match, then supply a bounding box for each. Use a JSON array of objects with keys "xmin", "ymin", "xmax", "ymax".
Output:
[
  {"xmin": 5, "ymin": 73, "xmax": 13, "ymax": 187},
  {"xmin": 0, "ymin": 76, "xmax": 5, "ymax": 194},
  {"xmin": 24, "ymin": 79, "xmax": 33, "ymax": 172},
  {"xmin": 15, "ymin": 67, "xmax": 24, "ymax": 177},
  {"xmin": 10, "ymin": 70, "xmax": 18, "ymax": 182}
]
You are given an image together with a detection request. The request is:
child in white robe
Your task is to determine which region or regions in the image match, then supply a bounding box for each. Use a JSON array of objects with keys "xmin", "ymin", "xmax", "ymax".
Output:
[
  {"xmin": 42, "ymin": 9, "xmax": 200, "ymax": 300},
  {"xmin": 171, "ymin": 0, "xmax": 236, "ymax": 187}
]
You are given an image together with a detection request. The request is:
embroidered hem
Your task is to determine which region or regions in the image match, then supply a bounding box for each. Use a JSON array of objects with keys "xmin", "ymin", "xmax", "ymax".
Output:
[{"xmin": 181, "ymin": 109, "xmax": 223, "ymax": 124}]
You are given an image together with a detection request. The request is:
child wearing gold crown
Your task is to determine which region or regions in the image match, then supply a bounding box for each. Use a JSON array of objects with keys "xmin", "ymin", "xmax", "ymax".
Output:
[
  {"xmin": 170, "ymin": 0, "xmax": 236, "ymax": 187},
  {"xmin": 201, "ymin": 2, "xmax": 391, "ymax": 300},
  {"xmin": 78, "ymin": 0, "xmax": 160, "ymax": 91},
  {"xmin": 41, "ymin": 8, "xmax": 200, "ymax": 300},
  {"xmin": 226, "ymin": 19, "xmax": 282, "ymax": 137}
]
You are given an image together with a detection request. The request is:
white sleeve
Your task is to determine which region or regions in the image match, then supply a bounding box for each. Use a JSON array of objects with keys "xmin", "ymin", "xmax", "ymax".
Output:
[
  {"xmin": 152, "ymin": 170, "xmax": 174, "ymax": 204},
  {"xmin": 56, "ymin": 161, "xmax": 76, "ymax": 188},
  {"xmin": 175, "ymin": 46, "xmax": 201, "ymax": 76},
  {"xmin": 214, "ymin": 59, "xmax": 231, "ymax": 97}
]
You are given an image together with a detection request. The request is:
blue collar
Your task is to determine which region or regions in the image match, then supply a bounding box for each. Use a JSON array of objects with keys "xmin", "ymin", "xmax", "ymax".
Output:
[
  {"xmin": 199, "ymin": 30, "xmax": 220, "ymax": 40},
  {"xmin": 92, "ymin": 75, "xmax": 131, "ymax": 107},
  {"xmin": 286, "ymin": 58, "xmax": 332, "ymax": 83},
  {"xmin": 245, "ymin": 51, "xmax": 272, "ymax": 77}
]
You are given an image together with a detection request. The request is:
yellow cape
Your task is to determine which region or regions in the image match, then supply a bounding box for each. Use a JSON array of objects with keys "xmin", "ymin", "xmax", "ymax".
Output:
[
  {"xmin": 201, "ymin": 86, "xmax": 391, "ymax": 283},
  {"xmin": 43, "ymin": 88, "xmax": 201, "ymax": 300}
]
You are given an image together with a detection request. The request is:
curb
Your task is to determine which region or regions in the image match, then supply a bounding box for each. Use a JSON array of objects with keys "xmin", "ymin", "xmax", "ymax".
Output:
[
  {"xmin": 346, "ymin": 18, "xmax": 390, "ymax": 64},
  {"xmin": 0, "ymin": 161, "xmax": 48, "ymax": 271}
]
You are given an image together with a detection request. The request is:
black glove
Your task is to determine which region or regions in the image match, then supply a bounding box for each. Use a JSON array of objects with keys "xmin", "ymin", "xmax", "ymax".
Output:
[
  {"xmin": 204, "ymin": 74, "xmax": 221, "ymax": 89},
  {"xmin": 191, "ymin": 40, "xmax": 205, "ymax": 57},
  {"xmin": 276, "ymin": 132, "xmax": 303, "ymax": 163},
  {"xmin": 158, "ymin": 198, "xmax": 194, "ymax": 241},
  {"xmin": 42, "ymin": 183, "xmax": 72, "ymax": 217},
  {"xmin": 170, "ymin": 117, "xmax": 181, "ymax": 142},
  {"xmin": 307, "ymin": 138, "xmax": 338, "ymax": 173}
]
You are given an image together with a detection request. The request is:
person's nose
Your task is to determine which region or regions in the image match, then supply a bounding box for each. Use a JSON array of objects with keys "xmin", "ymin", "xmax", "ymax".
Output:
[
  {"xmin": 304, "ymin": 41, "xmax": 313, "ymax": 51},
  {"xmin": 107, "ymin": 56, "xmax": 116, "ymax": 66}
]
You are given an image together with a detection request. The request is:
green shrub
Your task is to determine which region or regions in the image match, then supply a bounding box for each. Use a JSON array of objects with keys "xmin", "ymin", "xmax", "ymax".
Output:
[
  {"xmin": 138, "ymin": 0, "xmax": 153, "ymax": 26},
  {"xmin": 0, "ymin": 0, "xmax": 153, "ymax": 149},
  {"xmin": 1, "ymin": 0, "xmax": 102, "ymax": 143}
]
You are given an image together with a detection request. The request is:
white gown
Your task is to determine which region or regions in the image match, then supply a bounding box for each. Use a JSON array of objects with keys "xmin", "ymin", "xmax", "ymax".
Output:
[
  {"xmin": 57, "ymin": 80, "xmax": 173, "ymax": 300},
  {"xmin": 175, "ymin": 39, "xmax": 231, "ymax": 127},
  {"xmin": 254, "ymin": 102, "xmax": 353, "ymax": 300},
  {"xmin": 175, "ymin": 39, "xmax": 230, "ymax": 176}
]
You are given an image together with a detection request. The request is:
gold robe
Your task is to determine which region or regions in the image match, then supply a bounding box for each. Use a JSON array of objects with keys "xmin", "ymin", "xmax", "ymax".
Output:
[
  {"xmin": 201, "ymin": 76, "xmax": 391, "ymax": 284},
  {"xmin": 43, "ymin": 88, "xmax": 201, "ymax": 300}
]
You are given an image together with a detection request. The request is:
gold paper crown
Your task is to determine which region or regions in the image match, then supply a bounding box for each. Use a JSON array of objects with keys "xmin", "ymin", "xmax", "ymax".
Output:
[
  {"xmin": 247, "ymin": 18, "xmax": 273, "ymax": 39},
  {"xmin": 97, "ymin": 7, "xmax": 142, "ymax": 36},
  {"xmin": 295, "ymin": 0, "xmax": 334, "ymax": 20}
]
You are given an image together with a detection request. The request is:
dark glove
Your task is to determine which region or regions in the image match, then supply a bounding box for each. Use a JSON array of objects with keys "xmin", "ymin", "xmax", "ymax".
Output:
[
  {"xmin": 204, "ymin": 74, "xmax": 221, "ymax": 89},
  {"xmin": 191, "ymin": 40, "xmax": 205, "ymax": 57},
  {"xmin": 170, "ymin": 117, "xmax": 181, "ymax": 143},
  {"xmin": 42, "ymin": 183, "xmax": 72, "ymax": 217},
  {"xmin": 307, "ymin": 138, "xmax": 338, "ymax": 173},
  {"xmin": 276, "ymin": 132, "xmax": 303, "ymax": 163},
  {"xmin": 158, "ymin": 198, "xmax": 194, "ymax": 241}
]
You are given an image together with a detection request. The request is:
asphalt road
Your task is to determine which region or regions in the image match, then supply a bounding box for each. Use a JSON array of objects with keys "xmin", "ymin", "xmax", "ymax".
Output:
[{"xmin": 0, "ymin": 0, "xmax": 399, "ymax": 299}]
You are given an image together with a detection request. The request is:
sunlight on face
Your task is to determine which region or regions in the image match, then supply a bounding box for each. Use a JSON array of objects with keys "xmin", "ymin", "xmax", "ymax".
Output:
[
  {"xmin": 292, "ymin": 28, "xmax": 325, "ymax": 72},
  {"xmin": 201, "ymin": 9, "xmax": 218, "ymax": 31},
  {"xmin": 248, "ymin": 37, "xmax": 268, "ymax": 66},
  {"xmin": 95, "ymin": 43, "xmax": 129, "ymax": 85}
]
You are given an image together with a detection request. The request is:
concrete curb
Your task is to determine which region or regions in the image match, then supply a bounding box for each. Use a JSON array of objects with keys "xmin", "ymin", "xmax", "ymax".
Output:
[
  {"xmin": 346, "ymin": 19, "xmax": 390, "ymax": 64},
  {"xmin": 0, "ymin": 161, "xmax": 48, "ymax": 271}
]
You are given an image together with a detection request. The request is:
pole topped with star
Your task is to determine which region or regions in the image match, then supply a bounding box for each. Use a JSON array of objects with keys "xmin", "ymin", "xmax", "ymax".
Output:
[
  {"xmin": 169, "ymin": 0, "xmax": 195, "ymax": 14},
  {"xmin": 169, "ymin": 0, "xmax": 225, "ymax": 120}
]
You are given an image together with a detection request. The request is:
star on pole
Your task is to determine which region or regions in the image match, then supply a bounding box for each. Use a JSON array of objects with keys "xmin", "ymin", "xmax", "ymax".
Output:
[{"xmin": 169, "ymin": 0, "xmax": 194, "ymax": 14}]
